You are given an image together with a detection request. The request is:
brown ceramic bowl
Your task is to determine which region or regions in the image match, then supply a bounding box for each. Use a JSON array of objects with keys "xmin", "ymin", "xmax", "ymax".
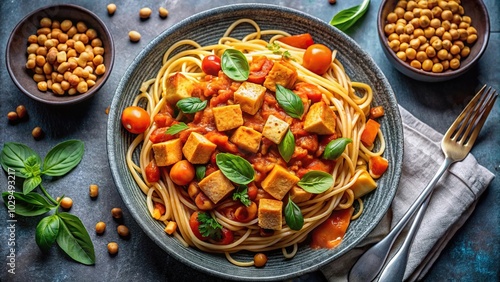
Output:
[
  {"xmin": 378, "ymin": 0, "xmax": 489, "ymax": 82},
  {"xmin": 6, "ymin": 4, "xmax": 114, "ymax": 105}
]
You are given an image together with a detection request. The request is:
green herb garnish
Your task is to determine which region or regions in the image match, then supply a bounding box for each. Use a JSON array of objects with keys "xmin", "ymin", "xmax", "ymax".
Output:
[
  {"xmin": 278, "ymin": 129, "xmax": 295, "ymax": 163},
  {"xmin": 176, "ymin": 97, "xmax": 208, "ymax": 114},
  {"xmin": 232, "ymin": 185, "xmax": 251, "ymax": 207},
  {"xmin": 323, "ymin": 138, "xmax": 352, "ymax": 160},
  {"xmin": 276, "ymin": 84, "xmax": 304, "ymax": 119},
  {"xmin": 285, "ymin": 196, "xmax": 304, "ymax": 231},
  {"xmin": 165, "ymin": 122, "xmax": 189, "ymax": 135},
  {"xmin": 197, "ymin": 212, "xmax": 223, "ymax": 240},
  {"xmin": 221, "ymin": 49, "xmax": 249, "ymax": 81},
  {"xmin": 215, "ymin": 153, "xmax": 255, "ymax": 185},
  {"xmin": 297, "ymin": 170, "xmax": 334, "ymax": 194},
  {"xmin": 330, "ymin": 0, "xmax": 370, "ymax": 32}
]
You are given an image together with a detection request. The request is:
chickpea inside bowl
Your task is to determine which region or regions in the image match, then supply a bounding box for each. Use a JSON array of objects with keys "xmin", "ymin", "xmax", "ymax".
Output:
[
  {"xmin": 377, "ymin": 0, "xmax": 489, "ymax": 82},
  {"xmin": 6, "ymin": 4, "xmax": 114, "ymax": 105}
]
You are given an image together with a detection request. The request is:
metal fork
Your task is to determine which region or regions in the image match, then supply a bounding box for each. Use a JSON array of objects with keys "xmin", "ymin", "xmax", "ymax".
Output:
[{"xmin": 348, "ymin": 85, "xmax": 498, "ymax": 282}]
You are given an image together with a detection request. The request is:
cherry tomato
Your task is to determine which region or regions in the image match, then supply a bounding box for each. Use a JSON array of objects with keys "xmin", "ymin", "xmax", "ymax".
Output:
[
  {"xmin": 217, "ymin": 228, "xmax": 234, "ymax": 245},
  {"xmin": 277, "ymin": 33, "xmax": 314, "ymax": 49},
  {"xmin": 145, "ymin": 160, "xmax": 160, "ymax": 183},
  {"xmin": 247, "ymin": 183, "xmax": 258, "ymax": 201},
  {"xmin": 247, "ymin": 56, "xmax": 274, "ymax": 84},
  {"xmin": 169, "ymin": 160, "xmax": 195, "ymax": 186},
  {"xmin": 121, "ymin": 106, "xmax": 150, "ymax": 134},
  {"xmin": 189, "ymin": 212, "xmax": 207, "ymax": 241},
  {"xmin": 302, "ymin": 44, "xmax": 332, "ymax": 75},
  {"xmin": 202, "ymin": 55, "xmax": 221, "ymax": 76}
]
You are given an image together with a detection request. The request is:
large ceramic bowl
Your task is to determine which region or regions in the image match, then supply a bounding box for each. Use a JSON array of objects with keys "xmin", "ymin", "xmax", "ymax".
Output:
[{"xmin": 107, "ymin": 4, "xmax": 403, "ymax": 281}]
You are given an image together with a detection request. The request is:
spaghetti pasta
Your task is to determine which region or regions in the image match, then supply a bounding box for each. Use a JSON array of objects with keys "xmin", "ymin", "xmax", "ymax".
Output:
[{"xmin": 123, "ymin": 19, "xmax": 387, "ymax": 267}]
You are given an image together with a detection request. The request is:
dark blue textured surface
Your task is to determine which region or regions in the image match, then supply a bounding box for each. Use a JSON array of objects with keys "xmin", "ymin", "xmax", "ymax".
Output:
[{"xmin": 0, "ymin": 1, "xmax": 498, "ymax": 281}]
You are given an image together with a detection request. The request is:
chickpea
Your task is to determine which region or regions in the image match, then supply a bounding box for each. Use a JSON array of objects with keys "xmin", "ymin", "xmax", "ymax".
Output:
[
  {"xmin": 450, "ymin": 58, "xmax": 460, "ymax": 69},
  {"xmin": 107, "ymin": 242, "xmax": 118, "ymax": 255},
  {"xmin": 40, "ymin": 17, "xmax": 52, "ymax": 28},
  {"xmin": 466, "ymin": 34, "xmax": 477, "ymax": 44},
  {"xmin": 431, "ymin": 38, "xmax": 442, "ymax": 50},
  {"xmin": 111, "ymin": 207, "xmax": 123, "ymax": 219},
  {"xmin": 437, "ymin": 49, "xmax": 448, "ymax": 60},
  {"xmin": 400, "ymin": 33, "xmax": 410, "ymax": 43},
  {"xmin": 430, "ymin": 18, "xmax": 441, "ymax": 29},
  {"xmin": 389, "ymin": 39, "xmax": 400, "ymax": 52},
  {"xmin": 414, "ymin": 28, "xmax": 425, "ymax": 38},
  {"xmin": 407, "ymin": 1, "xmax": 418, "ymax": 11},
  {"xmin": 410, "ymin": 18, "xmax": 420, "ymax": 29},
  {"xmin": 467, "ymin": 26, "xmax": 477, "ymax": 35},
  {"xmin": 425, "ymin": 46, "xmax": 436, "ymax": 57},
  {"xmin": 442, "ymin": 39, "xmax": 452, "ymax": 50},
  {"xmin": 396, "ymin": 0, "xmax": 408, "ymax": 9},
  {"xmin": 38, "ymin": 81, "xmax": 48, "ymax": 91},
  {"xmin": 140, "ymin": 7, "xmax": 152, "ymax": 19},
  {"xmin": 396, "ymin": 51, "xmax": 407, "ymax": 61},
  {"xmin": 431, "ymin": 6, "xmax": 442, "ymax": 18},
  {"xmin": 95, "ymin": 64, "xmax": 106, "ymax": 75},
  {"xmin": 254, "ymin": 253, "xmax": 268, "ymax": 267},
  {"xmin": 416, "ymin": 51, "xmax": 428, "ymax": 62},
  {"xmin": 388, "ymin": 33, "xmax": 399, "ymax": 42},
  {"xmin": 410, "ymin": 59, "xmax": 422, "ymax": 69},
  {"xmin": 431, "ymin": 63, "xmax": 444, "ymax": 73},
  {"xmin": 117, "ymin": 225, "xmax": 130, "ymax": 237},
  {"xmin": 395, "ymin": 7, "xmax": 406, "ymax": 18},
  {"xmin": 7, "ymin": 112, "xmax": 18, "ymax": 122},
  {"xmin": 422, "ymin": 59, "xmax": 433, "ymax": 71},
  {"xmin": 441, "ymin": 10, "xmax": 452, "ymax": 21},
  {"xmin": 95, "ymin": 221, "xmax": 106, "ymax": 234},
  {"xmin": 460, "ymin": 46, "xmax": 470, "ymax": 57},
  {"xmin": 129, "ymin": 30, "xmax": 141, "ymax": 42},
  {"xmin": 424, "ymin": 27, "xmax": 435, "ymax": 38},
  {"xmin": 450, "ymin": 44, "xmax": 461, "ymax": 55},
  {"xmin": 410, "ymin": 38, "xmax": 421, "ymax": 49},
  {"xmin": 15, "ymin": 105, "xmax": 27, "ymax": 119},
  {"xmin": 441, "ymin": 59, "xmax": 450, "ymax": 70},
  {"xmin": 60, "ymin": 197, "xmax": 73, "ymax": 209},
  {"xmin": 400, "ymin": 42, "xmax": 410, "ymax": 51},
  {"xmin": 403, "ymin": 11, "xmax": 414, "ymax": 21},
  {"xmin": 435, "ymin": 26, "xmax": 445, "ymax": 37},
  {"xmin": 419, "ymin": 15, "xmax": 430, "ymax": 28},
  {"xmin": 107, "ymin": 3, "xmax": 117, "ymax": 15},
  {"xmin": 384, "ymin": 24, "xmax": 395, "ymax": 35},
  {"xmin": 413, "ymin": 8, "xmax": 422, "ymax": 17},
  {"xmin": 406, "ymin": 48, "xmax": 417, "ymax": 60}
]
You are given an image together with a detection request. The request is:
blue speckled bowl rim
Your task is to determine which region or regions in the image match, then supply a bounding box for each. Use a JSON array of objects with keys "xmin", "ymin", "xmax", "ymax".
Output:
[{"xmin": 107, "ymin": 3, "xmax": 403, "ymax": 281}]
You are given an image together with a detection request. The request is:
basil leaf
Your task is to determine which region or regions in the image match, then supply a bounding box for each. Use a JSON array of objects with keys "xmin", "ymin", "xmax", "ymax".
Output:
[
  {"xmin": 2, "ymin": 191, "xmax": 55, "ymax": 217},
  {"xmin": 176, "ymin": 97, "xmax": 208, "ymax": 114},
  {"xmin": 298, "ymin": 170, "xmax": 334, "ymax": 194},
  {"xmin": 165, "ymin": 122, "xmax": 189, "ymax": 135},
  {"xmin": 285, "ymin": 197, "xmax": 304, "ymax": 231},
  {"xmin": 276, "ymin": 84, "xmax": 304, "ymax": 119},
  {"xmin": 23, "ymin": 175, "xmax": 42, "ymax": 194},
  {"xmin": 56, "ymin": 212, "xmax": 95, "ymax": 265},
  {"xmin": 278, "ymin": 129, "xmax": 295, "ymax": 163},
  {"xmin": 216, "ymin": 153, "xmax": 255, "ymax": 185},
  {"xmin": 0, "ymin": 142, "xmax": 41, "ymax": 178},
  {"xmin": 221, "ymin": 49, "xmax": 249, "ymax": 81},
  {"xmin": 36, "ymin": 214, "xmax": 60, "ymax": 252},
  {"xmin": 195, "ymin": 165, "xmax": 206, "ymax": 181},
  {"xmin": 330, "ymin": 0, "xmax": 370, "ymax": 32},
  {"xmin": 42, "ymin": 140, "xmax": 84, "ymax": 177},
  {"xmin": 323, "ymin": 138, "xmax": 352, "ymax": 160}
]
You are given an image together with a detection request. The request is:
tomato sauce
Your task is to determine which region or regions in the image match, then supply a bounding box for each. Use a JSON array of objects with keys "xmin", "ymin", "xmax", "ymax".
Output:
[{"xmin": 310, "ymin": 207, "xmax": 354, "ymax": 249}]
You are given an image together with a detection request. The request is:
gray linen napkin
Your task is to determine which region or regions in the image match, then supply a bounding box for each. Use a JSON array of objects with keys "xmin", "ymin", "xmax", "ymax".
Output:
[{"xmin": 321, "ymin": 105, "xmax": 495, "ymax": 282}]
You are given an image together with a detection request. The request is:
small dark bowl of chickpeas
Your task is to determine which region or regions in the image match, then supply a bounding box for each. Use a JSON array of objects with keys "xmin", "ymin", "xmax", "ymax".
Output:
[
  {"xmin": 6, "ymin": 4, "xmax": 114, "ymax": 105},
  {"xmin": 378, "ymin": 0, "xmax": 489, "ymax": 82}
]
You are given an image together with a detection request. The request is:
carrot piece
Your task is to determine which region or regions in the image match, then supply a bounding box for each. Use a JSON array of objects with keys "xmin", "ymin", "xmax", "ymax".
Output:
[
  {"xmin": 360, "ymin": 119, "xmax": 380, "ymax": 147},
  {"xmin": 369, "ymin": 156, "xmax": 389, "ymax": 178}
]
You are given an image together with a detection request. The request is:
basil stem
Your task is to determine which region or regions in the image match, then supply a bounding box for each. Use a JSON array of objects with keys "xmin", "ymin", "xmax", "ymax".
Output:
[
  {"xmin": 323, "ymin": 137, "xmax": 352, "ymax": 160},
  {"xmin": 215, "ymin": 153, "xmax": 255, "ymax": 185},
  {"xmin": 278, "ymin": 129, "xmax": 295, "ymax": 163},
  {"xmin": 276, "ymin": 84, "xmax": 304, "ymax": 119},
  {"xmin": 330, "ymin": 0, "xmax": 370, "ymax": 32},
  {"xmin": 176, "ymin": 97, "xmax": 208, "ymax": 114},
  {"xmin": 221, "ymin": 49, "xmax": 250, "ymax": 81},
  {"xmin": 298, "ymin": 170, "xmax": 334, "ymax": 194},
  {"xmin": 285, "ymin": 197, "xmax": 304, "ymax": 231},
  {"xmin": 166, "ymin": 122, "xmax": 189, "ymax": 135}
]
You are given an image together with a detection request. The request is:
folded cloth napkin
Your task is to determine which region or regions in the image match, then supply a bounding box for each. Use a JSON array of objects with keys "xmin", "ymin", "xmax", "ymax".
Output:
[{"xmin": 321, "ymin": 105, "xmax": 495, "ymax": 282}]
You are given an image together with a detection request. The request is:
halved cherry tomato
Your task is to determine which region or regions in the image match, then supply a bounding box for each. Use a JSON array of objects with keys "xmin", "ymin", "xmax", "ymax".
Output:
[
  {"xmin": 277, "ymin": 33, "xmax": 314, "ymax": 49},
  {"xmin": 121, "ymin": 106, "xmax": 150, "ymax": 134},
  {"xmin": 248, "ymin": 56, "xmax": 274, "ymax": 84},
  {"xmin": 302, "ymin": 44, "xmax": 332, "ymax": 75},
  {"xmin": 247, "ymin": 182, "xmax": 258, "ymax": 201},
  {"xmin": 145, "ymin": 160, "xmax": 160, "ymax": 183},
  {"xmin": 170, "ymin": 160, "xmax": 195, "ymax": 186},
  {"xmin": 202, "ymin": 55, "xmax": 221, "ymax": 76},
  {"xmin": 217, "ymin": 228, "xmax": 234, "ymax": 245},
  {"xmin": 189, "ymin": 212, "xmax": 207, "ymax": 241},
  {"xmin": 294, "ymin": 82, "xmax": 323, "ymax": 103}
]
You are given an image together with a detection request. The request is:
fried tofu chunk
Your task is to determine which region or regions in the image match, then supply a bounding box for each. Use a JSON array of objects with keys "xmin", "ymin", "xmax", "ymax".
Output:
[
  {"xmin": 303, "ymin": 101, "xmax": 336, "ymax": 135},
  {"xmin": 230, "ymin": 126, "xmax": 262, "ymax": 153},
  {"xmin": 258, "ymin": 198, "xmax": 283, "ymax": 230},
  {"xmin": 164, "ymin": 73, "xmax": 194, "ymax": 105},
  {"xmin": 262, "ymin": 114, "xmax": 290, "ymax": 144},
  {"xmin": 234, "ymin": 82, "xmax": 267, "ymax": 115},
  {"xmin": 182, "ymin": 132, "xmax": 217, "ymax": 164},
  {"xmin": 212, "ymin": 104, "xmax": 244, "ymax": 132},
  {"xmin": 198, "ymin": 170, "xmax": 235, "ymax": 204},
  {"xmin": 263, "ymin": 61, "xmax": 298, "ymax": 92},
  {"xmin": 289, "ymin": 186, "xmax": 312, "ymax": 203},
  {"xmin": 261, "ymin": 165, "xmax": 300, "ymax": 200},
  {"xmin": 350, "ymin": 171, "xmax": 377, "ymax": 199},
  {"xmin": 152, "ymin": 138, "xmax": 183, "ymax": 166}
]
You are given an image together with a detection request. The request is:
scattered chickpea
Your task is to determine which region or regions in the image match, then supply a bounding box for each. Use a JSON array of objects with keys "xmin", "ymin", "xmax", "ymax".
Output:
[
  {"xmin": 117, "ymin": 225, "xmax": 130, "ymax": 237},
  {"xmin": 60, "ymin": 197, "xmax": 73, "ymax": 209},
  {"xmin": 328, "ymin": 0, "xmax": 336, "ymax": 4},
  {"xmin": 7, "ymin": 112, "xmax": 19, "ymax": 122},
  {"xmin": 89, "ymin": 184, "xmax": 99, "ymax": 198},
  {"xmin": 16, "ymin": 105, "xmax": 27, "ymax": 119},
  {"xmin": 129, "ymin": 30, "xmax": 141, "ymax": 42},
  {"xmin": 253, "ymin": 253, "xmax": 268, "ymax": 267},
  {"xmin": 32, "ymin": 126, "xmax": 44, "ymax": 140},
  {"xmin": 159, "ymin": 7, "xmax": 169, "ymax": 18},
  {"xmin": 95, "ymin": 221, "xmax": 106, "ymax": 234},
  {"xmin": 107, "ymin": 3, "xmax": 117, "ymax": 15},
  {"xmin": 107, "ymin": 242, "xmax": 119, "ymax": 255},
  {"xmin": 111, "ymin": 207, "xmax": 123, "ymax": 219},
  {"xmin": 139, "ymin": 7, "xmax": 152, "ymax": 19}
]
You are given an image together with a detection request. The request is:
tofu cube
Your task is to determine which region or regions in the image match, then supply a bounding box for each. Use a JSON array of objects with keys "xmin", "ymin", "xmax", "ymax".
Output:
[
  {"xmin": 212, "ymin": 105, "xmax": 244, "ymax": 132},
  {"xmin": 263, "ymin": 61, "xmax": 298, "ymax": 92},
  {"xmin": 152, "ymin": 138, "xmax": 183, "ymax": 166},
  {"xmin": 198, "ymin": 170, "xmax": 235, "ymax": 204},
  {"xmin": 164, "ymin": 73, "xmax": 194, "ymax": 105},
  {"xmin": 258, "ymin": 198, "xmax": 283, "ymax": 230},
  {"xmin": 289, "ymin": 186, "xmax": 312, "ymax": 203},
  {"xmin": 350, "ymin": 171, "xmax": 377, "ymax": 199},
  {"xmin": 230, "ymin": 126, "xmax": 262, "ymax": 153},
  {"xmin": 234, "ymin": 82, "xmax": 267, "ymax": 115},
  {"xmin": 303, "ymin": 101, "xmax": 336, "ymax": 135},
  {"xmin": 260, "ymin": 165, "xmax": 300, "ymax": 200},
  {"xmin": 182, "ymin": 132, "xmax": 217, "ymax": 164},
  {"xmin": 262, "ymin": 115, "xmax": 290, "ymax": 144}
]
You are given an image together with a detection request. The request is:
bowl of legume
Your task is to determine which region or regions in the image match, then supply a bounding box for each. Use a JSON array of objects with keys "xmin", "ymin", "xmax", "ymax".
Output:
[
  {"xmin": 378, "ymin": 0, "xmax": 489, "ymax": 82},
  {"xmin": 6, "ymin": 4, "xmax": 114, "ymax": 105}
]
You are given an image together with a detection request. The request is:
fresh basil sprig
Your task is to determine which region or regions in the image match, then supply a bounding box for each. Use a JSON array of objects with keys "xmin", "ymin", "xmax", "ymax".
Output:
[
  {"xmin": 221, "ymin": 49, "xmax": 250, "ymax": 81},
  {"xmin": 276, "ymin": 84, "xmax": 304, "ymax": 119},
  {"xmin": 323, "ymin": 138, "xmax": 352, "ymax": 160},
  {"xmin": 165, "ymin": 122, "xmax": 189, "ymax": 135},
  {"xmin": 278, "ymin": 129, "xmax": 295, "ymax": 163},
  {"xmin": 216, "ymin": 153, "xmax": 255, "ymax": 185},
  {"xmin": 176, "ymin": 97, "xmax": 208, "ymax": 114},
  {"xmin": 298, "ymin": 170, "xmax": 334, "ymax": 194},
  {"xmin": 0, "ymin": 140, "xmax": 95, "ymax": 265},
  {"xmin": 285, "ymin": 196, "xmax": 304, "ymax": 231},
  {"xmin": 330, "ymin": 0, "xmax": 370, "ymax": 32}
]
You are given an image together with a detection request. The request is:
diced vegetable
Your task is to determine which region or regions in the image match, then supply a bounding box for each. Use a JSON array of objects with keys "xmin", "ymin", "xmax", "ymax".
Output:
[
  {"xmin": 277, "ymin": 33, "xmax": 314, "ymax": 49},
  {"xmin": 369, "ymin": 156, "xmax": 389, "ymax": 178},
  {"xmin": 350, "ymin": 171, "xmax": 377, "ymax": 199},
  {"xmin": 360, "ymin": 119, "xmax": 380, "ymax": 147}
]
